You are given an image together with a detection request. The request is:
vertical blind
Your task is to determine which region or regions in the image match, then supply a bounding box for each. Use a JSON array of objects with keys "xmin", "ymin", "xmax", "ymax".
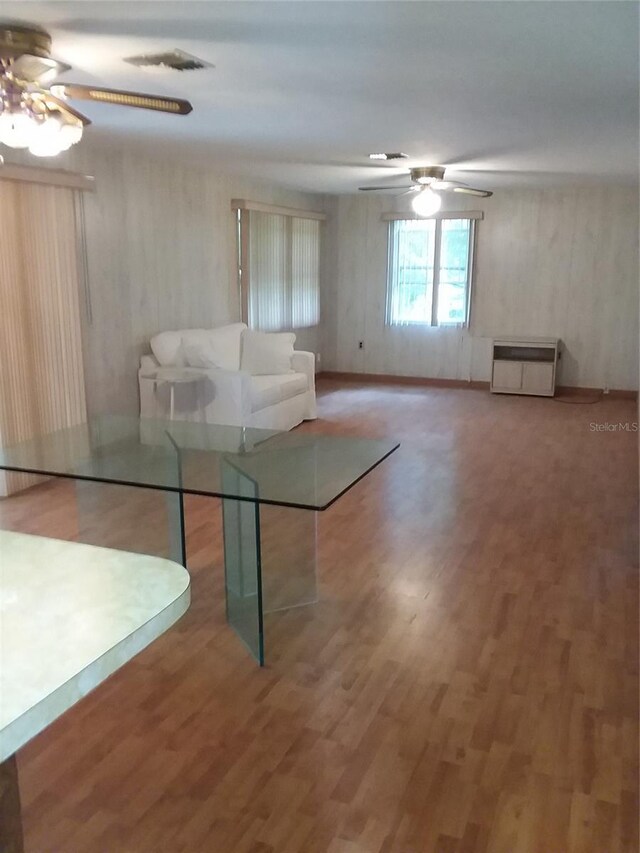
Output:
[
  {"xmin": 0, "ymin": 180, "xmax": 87, "ymax": 495},
  {"xmin": 246, "ymin": 210, "xmax": 320, "ymax": 331}
]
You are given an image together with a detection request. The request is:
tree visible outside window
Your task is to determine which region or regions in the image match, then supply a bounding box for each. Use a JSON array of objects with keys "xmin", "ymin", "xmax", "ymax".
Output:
[{"xmin": 386, "ymin": 218, "xmax": 475, "ymax": 327}]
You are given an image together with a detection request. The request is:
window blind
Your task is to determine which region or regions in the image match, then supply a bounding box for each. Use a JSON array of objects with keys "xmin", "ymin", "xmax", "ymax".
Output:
[
  {"xmin": 291, "ymin": 217, "xmax": 320, "ymax": 328},
  {"xmin": 242, "ymin": 209, "xmax": 321, "ymax": 332},
  {"xmin": 247, "ymin": 211, "xmax": 288, "ymax": 332},
  {"xmin": 0, "ymin": 180, "xmax": 87, "ymax": 495}
]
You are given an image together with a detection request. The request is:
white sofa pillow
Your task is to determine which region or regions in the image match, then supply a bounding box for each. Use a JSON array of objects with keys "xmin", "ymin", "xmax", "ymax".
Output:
[
  {"xmin": 152, "ymin": 323, "xmax": 247, "ymax": 370},
  {"xmin": 150, "ymin": 330, "xmax": 191, "ymax": 367},
  {"xmin": 182, "ymin": 323, "xmax": 246, "ymax": 371},
  {"xmin": 206, "ymin": 323, "xmax": 247, "ymax": 370},
  {"xmin": 241, "ymin": 330, "xmax": 296, "ymax": 375},
  {"xmin": 182, "ymin": 335, "xmax": 217, "ymax": 369}
]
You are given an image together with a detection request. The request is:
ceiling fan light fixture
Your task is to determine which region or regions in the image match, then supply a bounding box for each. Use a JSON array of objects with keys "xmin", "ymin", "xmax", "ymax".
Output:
[
  {"xmin": 59, "ymin": 121, "xmax": 83, "ymax": 147},
  {"xmin": 410, "ymin": 166, "xmax": 446, "ymax": 184},
  {"xmin": 0, "ymin": 66, "xmax": 85, "ymax": 156},
  {"xmin": 29, "ymin": 136, "xmax": 62, "ymax": 158},
  {"xmin": 0, "ymin": 109, "xmax": 40, "ymax": 148},
  {"xmin": 412, "ymin": 187, "xmax": 442, "ymax": 217},
  {"xmin": 48, "ymin": 83, "xmax": 66, "ymax": 100},
  {"xmin": 28, "ymin": 114, "xmax": 83, "ymax": 157},
  {"xmin": 0, "ymin": 22, "xmax": 193, "ymax": 157},
  {"xmin": 27, "ymin": 112, "xmax": 62, "ymax": 156}
]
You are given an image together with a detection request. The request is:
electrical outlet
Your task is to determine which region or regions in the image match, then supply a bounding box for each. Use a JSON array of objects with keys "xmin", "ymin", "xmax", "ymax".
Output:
[
  {"xmin": 603, "ymin": 386, "xmax": 610, "ymax": 395},
  {"xmin": 316, "ymin": 352, "xmax": 321, "ymax": 366},
  {"xmin": 358, "ymin": 341, "xmax": 364, "ymax": 350}
]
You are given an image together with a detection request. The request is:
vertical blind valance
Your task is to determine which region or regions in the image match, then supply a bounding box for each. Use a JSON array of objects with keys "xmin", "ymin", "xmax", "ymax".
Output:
[{"xmin": 231, "ymin": 199, "xmax": 326, "ymax": 220}]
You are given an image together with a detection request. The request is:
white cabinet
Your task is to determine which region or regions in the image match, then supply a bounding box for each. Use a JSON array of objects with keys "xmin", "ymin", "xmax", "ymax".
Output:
[
  {"xmin": 522, "ymin": 362, "xmax": 555, "ymax": 394},
  {"xmin": 491, "ymin": 337, "xmax": 559, "ymax": 397},
  {"xmin": 492, "ymin": 360, "xmax": 523, "ymax": 390}
]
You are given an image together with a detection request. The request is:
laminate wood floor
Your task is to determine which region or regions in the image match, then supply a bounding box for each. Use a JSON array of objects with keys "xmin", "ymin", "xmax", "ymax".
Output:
[{"xmin": 1, "ymin": 382, "xmax": 637, "ymax": 853}]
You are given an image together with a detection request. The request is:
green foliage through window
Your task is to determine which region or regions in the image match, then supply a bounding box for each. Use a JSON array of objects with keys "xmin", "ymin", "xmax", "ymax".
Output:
[{"xmin": 387, "ymin": 218, "xmax": 474, "ymax": 327}]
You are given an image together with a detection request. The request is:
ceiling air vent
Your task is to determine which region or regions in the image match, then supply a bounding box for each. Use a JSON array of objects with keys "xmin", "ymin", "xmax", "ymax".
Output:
[
  {"xmin": 368, "ymin": 153, "xmax": 408, "ymax": 161},
  {"xmin": 123, "ymin": 49, "xmax": 214, "ymax": 72}
]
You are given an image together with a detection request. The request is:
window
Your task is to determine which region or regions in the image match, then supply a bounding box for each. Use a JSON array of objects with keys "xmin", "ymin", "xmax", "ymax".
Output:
[
  {"xmin": 386, "ymin": 217, "xmax": 475, "ymax": 327},
  {"xmin": 238, "ymin": 208, "xmax": 321, "ymax": 332}
]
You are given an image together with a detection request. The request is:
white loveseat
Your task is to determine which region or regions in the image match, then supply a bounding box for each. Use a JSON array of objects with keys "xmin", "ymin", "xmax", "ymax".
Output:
[{"xmin": 138, "ymin": 323, "xmax": 317, "ymax": 431}]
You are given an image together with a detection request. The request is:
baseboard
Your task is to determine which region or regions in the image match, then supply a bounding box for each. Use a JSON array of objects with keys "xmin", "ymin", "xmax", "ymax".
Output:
[
  {"xmin": 317, "ymin": 372, "xmax": 638, "ymax": 400},
  {"xmin": 317, "ymin": 371, "xmax": 489, "ymax": 390},
  {"xmin": 556, "ymin": 385, "xmax": 638, "ymax": 400}
]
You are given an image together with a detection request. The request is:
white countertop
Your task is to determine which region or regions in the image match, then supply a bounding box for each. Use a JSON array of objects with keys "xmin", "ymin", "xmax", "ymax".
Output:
[{"xmin": 0, "ymin": 531, "xmax": 190, "ymax": 761}]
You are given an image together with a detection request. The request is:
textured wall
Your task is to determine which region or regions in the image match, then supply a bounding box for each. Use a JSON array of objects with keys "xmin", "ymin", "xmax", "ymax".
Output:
[
  {"xmin": 44, "ymin": 141, "xmax": 328, "ymax": 415},
  {"xmin": 322, "ymin": 188, "xmax": 639, "ymax": 390}
]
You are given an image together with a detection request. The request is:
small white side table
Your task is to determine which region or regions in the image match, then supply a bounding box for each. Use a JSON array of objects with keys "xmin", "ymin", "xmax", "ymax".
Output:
[{"xmin": 153, "ymin": 368, "xmax": 213, "ymax": 421}]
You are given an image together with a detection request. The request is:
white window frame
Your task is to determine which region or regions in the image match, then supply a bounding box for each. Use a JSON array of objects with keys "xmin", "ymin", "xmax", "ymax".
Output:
[{"xmin": 384, "ymin": 212, "xmax": 481, "ymax": 329}]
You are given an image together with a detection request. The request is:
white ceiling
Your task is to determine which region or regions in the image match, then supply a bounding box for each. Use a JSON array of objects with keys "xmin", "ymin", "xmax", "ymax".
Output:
[{"xmin": 2, "ymin": 1, "xmax": 639, "ymax": 193}]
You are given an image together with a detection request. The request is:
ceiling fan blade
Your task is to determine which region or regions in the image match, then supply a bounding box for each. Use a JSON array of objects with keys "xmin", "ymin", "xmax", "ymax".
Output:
[
  {"xmin": 11, "ymin": 54, "xmax": 71, "ymax": 84},
  {"xmin": 50, "ymin": 83, "xmax": 193, "ymax": 115},
  {"xmin": 41, "ymin": 92, "xmax": 92, "ymax": 126},
  {"xmin": 358, "ymin": 184, "xmax": 414, "ymax": 191},
  {"xmin": 452, "ymin": 187, "xmax": 493, "ymax": 198}
]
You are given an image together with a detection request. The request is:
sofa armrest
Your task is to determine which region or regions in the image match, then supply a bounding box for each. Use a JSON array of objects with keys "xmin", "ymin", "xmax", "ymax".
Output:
[
  {"xmin": 291, "ymin": 351, "xmax": 316, "ymax": 386},
  {"xmin": 291, "ymin": 351, "xmax": 317, "ymax": 420},
  {"xmin": 140, "ymin": 354, "xmax": 159, "ymax": 374}
]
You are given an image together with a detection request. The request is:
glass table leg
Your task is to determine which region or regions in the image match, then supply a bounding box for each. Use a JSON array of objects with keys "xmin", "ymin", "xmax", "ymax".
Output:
[
  {"xmin": 221, "ymin": 460, "xmax": 264, "ymax": 666},
  {"xmin": 220, "ymin": 459, "xmax": 319, "ymax": 665},
  {"xmin": 260, "ymin": 504, "xmax": 317, "ymax": 615}
]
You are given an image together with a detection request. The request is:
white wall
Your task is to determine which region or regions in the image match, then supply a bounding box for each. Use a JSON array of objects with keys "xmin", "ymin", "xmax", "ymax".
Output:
[
  {"xmin": 8, "ymin": 141, "xmax": 328, "ymax": 416},
  {"xmin": 321, "ymin": 187, "xmax": 639, "ymax": 391},
  {"xmin": 5, "ymin": 146, "xmax": 637, "ymax": 405}
]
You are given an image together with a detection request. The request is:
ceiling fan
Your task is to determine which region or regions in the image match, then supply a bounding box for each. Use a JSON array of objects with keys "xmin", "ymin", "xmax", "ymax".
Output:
[
  {"xmin": 0, "ymin": 23, "xmax": 193, "ymax": 157},
  {"xmin": 359, "ymin": 165, "xmax": 493, "ymax": 216}
]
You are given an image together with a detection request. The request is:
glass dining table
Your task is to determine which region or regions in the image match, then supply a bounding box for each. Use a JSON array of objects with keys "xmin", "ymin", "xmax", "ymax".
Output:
[{"xmin": 0, "ymin": 416, "xmax": 399, "ymax": 665}]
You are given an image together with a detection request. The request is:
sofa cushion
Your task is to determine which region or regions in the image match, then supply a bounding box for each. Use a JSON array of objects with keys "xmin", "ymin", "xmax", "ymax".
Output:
[
  {"xmin": 241, "ymin": 330, "xmax": 296, "ymax": 376},
  {"xmin": 250, "ymin": 373, "xmax": 308, "ymax": 412}
]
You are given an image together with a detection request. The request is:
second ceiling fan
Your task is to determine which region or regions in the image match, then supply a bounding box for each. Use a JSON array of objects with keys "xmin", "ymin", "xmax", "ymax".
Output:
[{"xmin": 359, "ymin": 165, "xmax": 493, "ymax": 216}]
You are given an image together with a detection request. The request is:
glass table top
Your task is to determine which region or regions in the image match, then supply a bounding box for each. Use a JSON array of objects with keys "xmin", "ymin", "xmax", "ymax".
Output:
[{"xmin": 0, "ymin": 416, "xmax": 399, "ymax": 511}]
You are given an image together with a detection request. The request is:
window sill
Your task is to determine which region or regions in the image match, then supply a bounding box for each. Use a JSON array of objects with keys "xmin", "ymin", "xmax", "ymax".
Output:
[{"xmin": 386, "ymin": 323, "xmax": 469, "ymax": 330}]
